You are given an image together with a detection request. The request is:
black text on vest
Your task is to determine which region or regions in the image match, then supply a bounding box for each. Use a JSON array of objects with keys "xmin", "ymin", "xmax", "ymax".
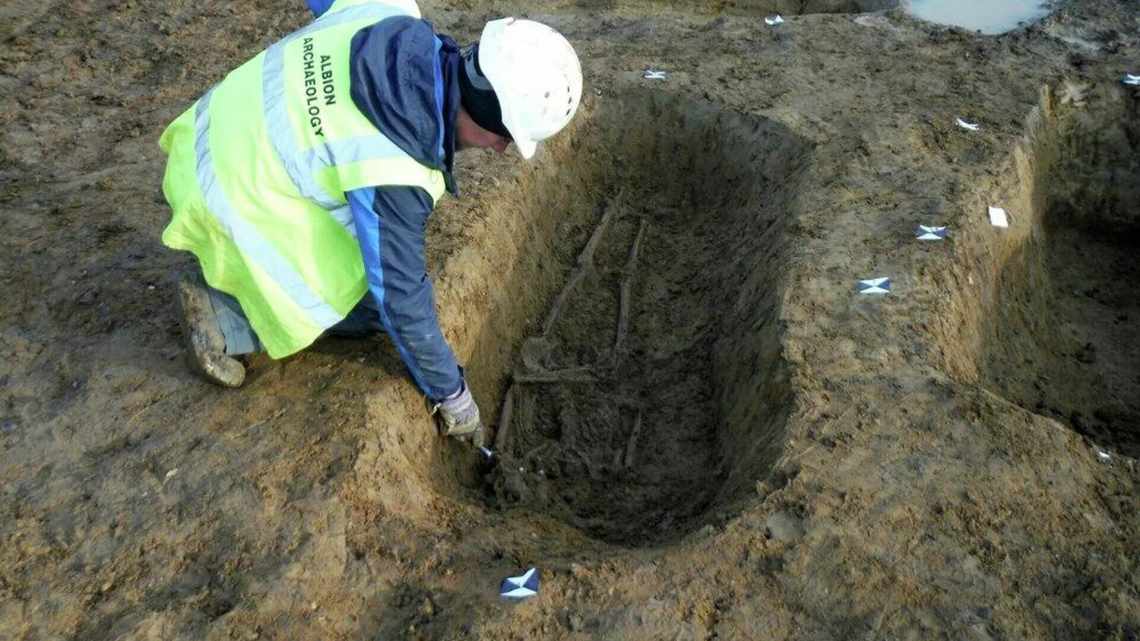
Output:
[{"xmin": 301, "ymin": 37, "xmax": 338, "ymax": 137}]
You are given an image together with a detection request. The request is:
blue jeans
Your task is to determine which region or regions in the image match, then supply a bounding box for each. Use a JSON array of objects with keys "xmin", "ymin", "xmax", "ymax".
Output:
[{"xmin": 207, "ymin": 286, "xmax": 382, "ymax": 356}]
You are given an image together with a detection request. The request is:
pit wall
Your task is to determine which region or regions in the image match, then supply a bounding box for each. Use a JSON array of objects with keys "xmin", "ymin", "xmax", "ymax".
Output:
[
  {"xmin": 927, "ymin": 85, "xmax": 1138, "ymax": 431},
  {"xmin": 927, "ymin": 85, "xmax": 1061, "ymax": 386},
  {"xmin": 686, "ymin": 104, "xmax": 810, "ymax": 504},
  {"xmin": 370, "ymin": 90, "xmax": 812, "ymax": 520}
]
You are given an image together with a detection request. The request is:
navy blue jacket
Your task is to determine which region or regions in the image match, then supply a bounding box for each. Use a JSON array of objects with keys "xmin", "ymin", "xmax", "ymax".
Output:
[{"xmin": 310, "ymin": 0, "xmax": 463, "ymax": 401}]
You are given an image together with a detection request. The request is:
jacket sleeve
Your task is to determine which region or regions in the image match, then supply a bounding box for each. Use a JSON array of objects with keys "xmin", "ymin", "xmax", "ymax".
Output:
[
  {"xmin": 348, "ymin": 186, "xmax": 463, "ymax": 401},
  {"xmin": 306, "ymin": 0, "xmax": 335, "ymax": 17}
]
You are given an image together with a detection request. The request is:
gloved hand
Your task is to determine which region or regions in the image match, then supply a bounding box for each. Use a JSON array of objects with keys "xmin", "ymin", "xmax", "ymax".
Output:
[{"xmin": 431, "ymin": 383, "xmax": 486, "ymax": 448}]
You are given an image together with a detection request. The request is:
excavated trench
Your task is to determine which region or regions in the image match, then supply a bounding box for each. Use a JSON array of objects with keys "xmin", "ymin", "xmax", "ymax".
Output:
[
  {"xmin": 437, "ymin": 92, "xmax": 812, "ymax": 545},
  {"xmin": 936, "ymin": 90, "xmax": 1140, "ymax": 458}
]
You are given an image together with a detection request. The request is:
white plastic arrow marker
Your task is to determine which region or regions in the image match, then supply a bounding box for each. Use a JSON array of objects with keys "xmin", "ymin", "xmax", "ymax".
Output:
[
  {"xmin": 765, "ymin": 15, "xmax": 785, "ymax": 26},
  {"xmin": 988, "ymin": 206, "xmax": 1009, "ymax": 228},
  {"xmin": 956, "ymin": 118, "xmax": 981, "ymax": 131},
  {"xmin": 643, "ymin": 70, "xmax": 667, "ymax": 80},
  {"xmin": 1123, "ymin": 74, "xmax": 1140, "ymax": 86}
]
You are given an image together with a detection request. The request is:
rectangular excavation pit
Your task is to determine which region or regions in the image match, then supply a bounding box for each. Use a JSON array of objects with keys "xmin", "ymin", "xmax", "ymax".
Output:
[
  {"xmin": 435, "ymin": 92, "xmax": 812, "ymax": 545},
  {"xmin": 930, "ymin": 89, "xmax": 1140, "ymax": 458}
]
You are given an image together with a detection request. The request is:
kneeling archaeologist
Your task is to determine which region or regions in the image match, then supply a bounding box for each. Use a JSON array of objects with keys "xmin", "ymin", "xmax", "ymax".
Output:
[{"xmin": 158, "ymin": 0, "xmax": 582, "ymax": 447}]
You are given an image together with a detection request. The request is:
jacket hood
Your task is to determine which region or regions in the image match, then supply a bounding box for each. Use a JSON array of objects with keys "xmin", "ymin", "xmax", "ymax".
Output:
[{"xmin": 348, "ymin": 16, "xmax": 461, "ymax": 195}]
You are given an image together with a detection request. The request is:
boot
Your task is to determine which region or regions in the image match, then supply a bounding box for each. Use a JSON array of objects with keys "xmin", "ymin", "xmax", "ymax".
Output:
[{"xmin": 176, "ymin": 273, "xmax": 246, "ymax": 388}]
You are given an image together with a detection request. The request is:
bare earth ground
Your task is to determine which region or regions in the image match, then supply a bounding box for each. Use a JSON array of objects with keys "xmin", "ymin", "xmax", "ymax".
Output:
[{"xmin": 1, "ymin": 1, "xmax": 1138, "ymax": 640}]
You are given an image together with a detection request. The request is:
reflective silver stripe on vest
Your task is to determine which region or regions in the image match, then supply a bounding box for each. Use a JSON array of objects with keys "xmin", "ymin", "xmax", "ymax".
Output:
[
  {"xmin": 309, "ymin": 134, "xmax": 407, "ymax": 168},
  {"xmin": 262, "ymin": 3, "xmax": 417, "ymax": 221},
  {"xmin": 195, "ymin": 89, "xmax": 344, "ymax": 329},
  {"xmin": 314, "ymin": 136, "xmax": 405, "ymax": 234}
]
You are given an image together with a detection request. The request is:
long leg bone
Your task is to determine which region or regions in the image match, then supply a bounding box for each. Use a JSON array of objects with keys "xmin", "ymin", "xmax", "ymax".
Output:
[
  {"xmin": 494, "ymin": 384, "xmax": 516, "ymax": 451},
  {"xmin": 576, "ymin": 197, "xmax": 618, "ymax": 269},
  {"xmin": 518, "ymin": 388, "xmax": 536, "ymax": 437},
  {"xmin": 623, "ymin": 411, "xmax": 644, "ymax": 469},
  {"xmin": 614, "ymin": 219, "xmax": 648, "ymax": 355},
  {"xmin": 541, "ymin": 269, "xmax": 589, "ymax": 338},
  {"xmin": 541, "ymin": 194, "xmax": 621, "ymax": 337}
]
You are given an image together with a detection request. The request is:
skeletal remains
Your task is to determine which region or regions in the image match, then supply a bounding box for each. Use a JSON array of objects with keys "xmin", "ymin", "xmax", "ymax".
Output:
[{"xmin": 494, "ymin": 192, "xmax": 649, "ymax": 468}]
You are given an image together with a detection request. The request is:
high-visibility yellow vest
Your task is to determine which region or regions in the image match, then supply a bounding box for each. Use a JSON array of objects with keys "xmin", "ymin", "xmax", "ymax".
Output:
[{"xmin": 159, "ymin": 0, "xmax": 447, "ymax": 358}]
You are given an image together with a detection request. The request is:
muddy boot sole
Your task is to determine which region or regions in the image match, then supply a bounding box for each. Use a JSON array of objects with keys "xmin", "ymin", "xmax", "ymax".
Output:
[{"xmin": 176, "ymin": 274, "xmax": 246, "ymax": 388}]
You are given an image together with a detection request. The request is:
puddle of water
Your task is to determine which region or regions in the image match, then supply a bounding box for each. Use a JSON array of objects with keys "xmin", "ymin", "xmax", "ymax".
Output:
[{"xmin": 905, "ymin": 0, "xmax": 1050, "ymax": 34}]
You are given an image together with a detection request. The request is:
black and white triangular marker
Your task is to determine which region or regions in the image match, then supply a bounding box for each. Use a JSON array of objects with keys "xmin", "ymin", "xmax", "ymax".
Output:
[
  {"xmin": 916, "ymin": 225, "xmax": 948, "ymax": 241},
  {"xmin": 765, "ymin": 15, "xmax": 785, "ymax": 26},
  {"xmin": 857, "ymin": 278, "xmax": 891, "ymax": 295},
  {"xmin": 500, "ymin": 568, "xmax": 540, "ymax": 599}
]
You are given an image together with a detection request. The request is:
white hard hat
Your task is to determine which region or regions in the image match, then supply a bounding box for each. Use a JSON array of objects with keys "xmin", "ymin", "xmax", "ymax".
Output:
[{"xmin": 477, "ymin": 18, "xmax": 583, "ymax": 159}]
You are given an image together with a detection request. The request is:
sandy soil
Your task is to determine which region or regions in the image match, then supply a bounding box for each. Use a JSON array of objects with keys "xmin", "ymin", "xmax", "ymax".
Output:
[{"xmin": 1, "ymin": 1, "xmax": 1138, "ymax": 640}]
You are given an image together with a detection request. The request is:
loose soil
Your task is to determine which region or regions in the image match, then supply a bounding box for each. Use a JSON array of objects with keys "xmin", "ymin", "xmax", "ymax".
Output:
[{"xmin": 2, "ymin": 1, "xmax": 1138, "ymax": 640}]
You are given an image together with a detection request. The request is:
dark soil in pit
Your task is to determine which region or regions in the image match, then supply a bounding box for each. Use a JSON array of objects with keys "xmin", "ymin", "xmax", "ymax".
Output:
[
  {"xmin": 1041, "ymin": 228, "xmax": 1140, "ymax": 445},
  {"xmin": 495, "ymin": 193, "xmax": 733, "ymax": 545},
  {"xmin": 982, "ymin": 97, "xmax": 1140, "ymax": 456},
  {"xmin": 483, "ymin": 94, "xmax": 807, "ymax": 545},
  {"xmin": 495, "ymin": 196, "xmax": 741, "ymax": 543}
]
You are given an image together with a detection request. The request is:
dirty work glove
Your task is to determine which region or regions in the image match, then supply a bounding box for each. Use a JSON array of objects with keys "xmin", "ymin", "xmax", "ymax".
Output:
[{"xmin": 431, "ymin": 383, "xmax": 485, "ymax": 448}]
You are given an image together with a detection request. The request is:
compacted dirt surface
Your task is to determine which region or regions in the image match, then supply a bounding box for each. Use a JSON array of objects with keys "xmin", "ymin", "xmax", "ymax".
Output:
[{"xmin": 2, "ymin": 1, "xmax": 1138, "ymax": 640}]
